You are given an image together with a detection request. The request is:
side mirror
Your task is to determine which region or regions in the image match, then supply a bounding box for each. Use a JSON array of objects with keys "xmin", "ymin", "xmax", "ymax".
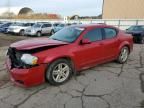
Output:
[{"xmin": 81, "ymin": 39, "xmax": 91, "ymax": 44}]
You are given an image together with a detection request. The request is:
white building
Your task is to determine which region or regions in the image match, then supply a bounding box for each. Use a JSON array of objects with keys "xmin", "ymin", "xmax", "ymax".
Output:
[{"xmin": 0, "ymin": 7, "xmax": 33, "ymax": 17}]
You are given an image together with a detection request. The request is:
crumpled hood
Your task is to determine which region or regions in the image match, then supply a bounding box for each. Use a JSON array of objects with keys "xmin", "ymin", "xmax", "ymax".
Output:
[
  {"xmin": 10, "ymin": 38, "xmax": 69, "ymax": 50},
  {"xmin": 9, "ymin": 26, "xmax": 20, "ymax": 29}
]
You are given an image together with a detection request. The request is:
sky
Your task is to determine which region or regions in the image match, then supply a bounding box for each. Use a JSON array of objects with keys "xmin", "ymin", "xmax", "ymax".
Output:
[{"xmin": 0, "ymin": 0, "xmax": 103, "ymax": 16}]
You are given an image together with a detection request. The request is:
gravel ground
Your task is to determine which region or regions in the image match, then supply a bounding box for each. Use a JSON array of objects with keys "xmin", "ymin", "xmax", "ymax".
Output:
[{"xmin": 0, "ymin": 33, "xmax": 144, "ymax": 108}]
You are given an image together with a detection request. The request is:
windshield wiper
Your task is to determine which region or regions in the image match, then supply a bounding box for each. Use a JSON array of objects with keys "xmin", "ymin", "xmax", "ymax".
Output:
[
  {"xmin": 51, "ymin": 38, "xmax": 69, "ymax": 43},
  {"xmin": 51, "ymin": 38, "xmax": 63, "ymax": 41}
]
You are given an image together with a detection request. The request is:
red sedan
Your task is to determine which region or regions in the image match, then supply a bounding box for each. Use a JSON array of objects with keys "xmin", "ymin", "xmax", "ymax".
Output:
[{"xmin": 6, "ymin": 24, "xmax": 133, "ymax": 87}]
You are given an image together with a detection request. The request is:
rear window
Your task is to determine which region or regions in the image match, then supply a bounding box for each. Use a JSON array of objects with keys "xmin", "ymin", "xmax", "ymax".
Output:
[
  {"xmin": 104, "ymin": 28, "xmax": 117, "ymax": 39},
  {"xmin": 84, "ymin": 28, "xmax": 103, "ymax": 42}
]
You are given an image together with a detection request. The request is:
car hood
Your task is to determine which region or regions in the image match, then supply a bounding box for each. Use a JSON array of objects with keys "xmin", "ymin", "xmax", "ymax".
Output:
[
  {"xmin": 10, "ymin": 38, "xmax": 69, "ymax": 50},
  {"xmin": 126, "ymin": 30, "xmax": 143, "ymax": 34},
  {"xmin": 9, "ymin": 26, "xmax": 28, "ymax": 29}
]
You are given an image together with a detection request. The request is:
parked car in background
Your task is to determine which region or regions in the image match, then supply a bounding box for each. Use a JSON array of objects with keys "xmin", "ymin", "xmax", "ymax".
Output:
[
  {"xmin": 54, "ymin": 23, "xmax": 72, "ymax": 33},
  {"xmin": 25, "ymin": 23, "xmax": 55, "ymax": 37},
  {"xmin": 0, "ymin": 21, "xmax": 5, "ymax": 26},
  {"xmin": 54, "ymin": 23, "xmax": 66, "ymax": 33},
  {"xmin": 0, "ymin": 22, "xmax": 12, "ymax": 33},
  {"xmin": 6, "ymin": 24, "xmax": 133, "ymax": 87},
  {"xmin": 7, "ymin": 22, "xmax": 34, "ymax": 36},
  {"xmin": 53, "ymin": 22, "xmax": 61, "ymax": 27},
  {"xmin": 126, "ymin": 25, "xmax": 144, "ymax": 44}
]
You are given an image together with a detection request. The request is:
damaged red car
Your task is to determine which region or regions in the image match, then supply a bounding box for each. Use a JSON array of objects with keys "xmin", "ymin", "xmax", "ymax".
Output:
[{"xmin": 6, "ymin": 24, "xmax": 133, "ymax": 87}]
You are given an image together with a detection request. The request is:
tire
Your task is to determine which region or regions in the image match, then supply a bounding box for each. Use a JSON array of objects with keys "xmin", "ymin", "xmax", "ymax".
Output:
[
  {"xmin": 50, "ymin": 30, "xmax": 54, "ymax": 35},
  {"xmin": 37, "ymin": 31, "xmax": 41, "ymax": 37},
  {"xmin": 45, "ymin": 59, "xmax": 73, "ymax": 85},
  {"xmin": 140, "ymin": 36, "xmax": 144, "ymax": 44},
  {"xmin": 19, "ymin": 30, "xmax": 25, "ymax": 36},
  {"xmin": 117, "ymin": 46, "xmax": 129, "ymax": 64}
]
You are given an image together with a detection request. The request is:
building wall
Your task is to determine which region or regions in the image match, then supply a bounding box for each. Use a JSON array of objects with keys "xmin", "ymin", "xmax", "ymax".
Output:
[{"xmin": 102, "ymin": 0, "xmax": 144, "ymax": 19}]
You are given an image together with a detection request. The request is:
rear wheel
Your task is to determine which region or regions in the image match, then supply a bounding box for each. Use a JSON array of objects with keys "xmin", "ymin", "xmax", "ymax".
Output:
[
  {"xmin": 45, "ymin": 59, "xmax": 73, "ymax": 85},
  {"xmin": 117, "ymin": 46, "xmax": 129, "ymax": 64},
  {"xmin": 50, "ymin": 30, "xmax": 54, "ymax": 35},
  {"xmin": 37, "ymin": 31, "xmax": 41, "ymax": 37}
]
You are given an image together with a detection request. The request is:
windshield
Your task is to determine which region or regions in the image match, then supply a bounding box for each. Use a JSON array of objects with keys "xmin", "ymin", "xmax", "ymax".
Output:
[
  {"xmin": 33, "ymin": 23, "xmax": 42, "ymax": 28},
  {"xmin": 128, "ymin": 26, "xmax": 144, "ymax": 31},
  {"xmin": 11, "ymin": 23, "xmax": 24, "ymax": 26},
  {"xmin": 57, "ymin": 24, "xmax": 65, "ymax": 27},
  {"xmin": 1, "ymin": 23, "xmax": 11, "ymax": 27},
  {"xmin": 53, "ymin": 23, "xmax": 60, "ymax": 27},
  {"xmin": 49, "ymin": 27, "xmax": 85, "ymax": 43},
  {"xmin": 23, "ymin": 23, "xmax": 32, "ymax": 27}
]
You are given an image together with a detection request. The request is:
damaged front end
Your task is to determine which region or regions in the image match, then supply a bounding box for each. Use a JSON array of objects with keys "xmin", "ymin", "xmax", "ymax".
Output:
[
  {"xmin": 7, "ymin": 47, "xmax": 35, "ymax": 69},
  {"xmin": 6, "ymin": 44, "xmax": 68, "ymax": 87},
  {"xmin": 6, "ymin": 47, "xmax": 47, "ymax": 87},
  {"xmin": 7, "ymin": 44, "xmax": 65, "ymax": 69}
]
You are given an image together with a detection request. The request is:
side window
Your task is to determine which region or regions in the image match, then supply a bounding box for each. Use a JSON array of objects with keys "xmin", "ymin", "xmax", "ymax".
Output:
[
  {"xmin": 84, "ymin": 28, "xmax": 102, "ymax": 42},
  {"xmin": 46, "ymin": 24, "xmax": 52, "ymax": 27},
  {"xmin": 104, "ymin": 28, "xmax": 117, "ymax": 39},
  {"xmin": 42, "ymin": 24, "xmax": 46, "ymax": 28}
]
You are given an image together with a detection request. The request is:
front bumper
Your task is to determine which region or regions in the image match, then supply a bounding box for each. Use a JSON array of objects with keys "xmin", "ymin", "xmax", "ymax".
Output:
[
  {"xmin": 7, "ymin": 29, "xmax": 20, "ymax": 34},
  {"xmin": 6, "ymin": 57, "xmax": 47, "ymax": 87}
]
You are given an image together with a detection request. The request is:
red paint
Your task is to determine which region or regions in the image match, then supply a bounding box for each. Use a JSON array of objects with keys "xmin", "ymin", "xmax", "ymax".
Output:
[
  {"xmin": 10, "ymin": 38, "xmax": 69, "ymax": 50},
  {"xmin": 6, "ymin": 24, "xmax": 133, "ymax": 87}
]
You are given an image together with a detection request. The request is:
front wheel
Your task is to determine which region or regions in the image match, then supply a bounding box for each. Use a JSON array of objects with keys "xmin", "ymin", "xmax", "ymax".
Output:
[
  {"xmin": 117, "ymin": 46, "xmax": 129, "ymax": 64},
  {"xmin": 50, "ymin": 30, "xmax": 54, "ymax": 35},
  {"xmin": 36, "ymin": 31, "xmax": 41, "ymax": 37},
  {"xmin": 20, "ymin": 30, "xmax": 25, "ymax": 36},
  {"xmin": 45, "ymin": 59, "xmax": 73, "ymax": 85}
]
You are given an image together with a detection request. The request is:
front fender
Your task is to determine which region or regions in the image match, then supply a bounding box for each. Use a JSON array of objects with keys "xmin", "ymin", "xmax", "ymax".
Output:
[{"xmin": 43, "ymin": 54, "xmax": 76, "ymax": 65}]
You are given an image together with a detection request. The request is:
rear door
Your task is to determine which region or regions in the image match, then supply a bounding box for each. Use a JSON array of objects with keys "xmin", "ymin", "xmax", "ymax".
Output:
[
  {"xmin": 41, "ymin": 24, "xmax": 47, "ymax": 34},
  {"xmin": 101, "ymin": 27, "xmax": 119, "ymax": 60},
  {"xmin": 46, "ymin": 24, "xmax": 52, "ymax": 33}
]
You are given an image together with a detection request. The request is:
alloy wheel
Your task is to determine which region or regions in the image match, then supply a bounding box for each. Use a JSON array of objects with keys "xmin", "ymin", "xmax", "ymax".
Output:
[
  {"xmin": 120, "ymin": 47, "xmax": 129, "ymax": 62},
  {"xmin": 52, "ymin": 63, "xmax": 70, "ymax": 83},
  {"xmin": 37, "ymin": 32, "xmax": 41, "ymax": 37}
]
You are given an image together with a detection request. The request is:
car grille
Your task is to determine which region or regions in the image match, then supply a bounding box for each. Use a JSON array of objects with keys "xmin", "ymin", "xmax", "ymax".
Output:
[{"xmin": 7, "ymin": 47, "xmax": 29, "ymax": 69}]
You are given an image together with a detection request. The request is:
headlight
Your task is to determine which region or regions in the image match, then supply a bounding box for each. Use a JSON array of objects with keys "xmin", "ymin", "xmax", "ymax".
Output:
[{"xmin": 21, "ymin": 54, "xmax": 38, "ymax": 65}]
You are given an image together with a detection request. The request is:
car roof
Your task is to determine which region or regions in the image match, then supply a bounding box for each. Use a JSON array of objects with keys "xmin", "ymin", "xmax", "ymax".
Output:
[
  {"xmin": 132, "ymin": 25, "xmax": 144, "ymax": 27},
  {"xmin": 70, "ymin": 24, "xmax": 117, "ymax": 29}
]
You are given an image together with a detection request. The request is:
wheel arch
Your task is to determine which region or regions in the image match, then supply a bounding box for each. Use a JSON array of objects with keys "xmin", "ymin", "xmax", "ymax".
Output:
[
  {"xmin": 44, "ymin": 55, "xmax": 76, "ymax": 74},
  {"xmin": 37, "ymin": 30, "xmax": 41, "ymax": 33},
  {"xmin": 119, "ymin": 42, "xmax": 131, "ymax": 54},
  {"xmin": 20, "ymin": 29, "xmax": 24, "ymax": 31},
  {"xmin": 44, "ymin": 55, "xmax": 76, "ymax": 82}
]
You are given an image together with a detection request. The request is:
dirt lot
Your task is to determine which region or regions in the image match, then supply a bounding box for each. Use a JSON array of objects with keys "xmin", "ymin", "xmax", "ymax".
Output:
[{"xmin": 0, "ymin": 33, "xmax": 144, "ymax": 108}]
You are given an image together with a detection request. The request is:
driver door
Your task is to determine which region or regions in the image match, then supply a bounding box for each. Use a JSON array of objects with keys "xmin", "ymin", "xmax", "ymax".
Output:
[{"xmin": 74, "ymin": 28, "xmax": 104, "ymax": 69}]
